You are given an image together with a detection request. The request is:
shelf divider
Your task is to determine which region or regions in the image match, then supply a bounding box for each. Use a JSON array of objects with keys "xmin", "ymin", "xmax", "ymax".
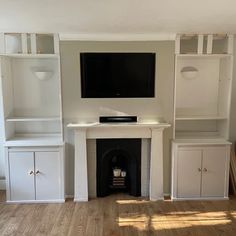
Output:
[
  {"xmin": 0, "ymin": 33, "xmax": 5, "ymax": 54},
  {"xmin": 207, "ymin": 35, "xmax": 213, "ymax": 54},
  {"xmin": 21, "ymin": 33, "xmax": 28, "ymax": 54},
  {"xmin": 30, "ymin": 33, "xmax": 36, "ymax": 54}
]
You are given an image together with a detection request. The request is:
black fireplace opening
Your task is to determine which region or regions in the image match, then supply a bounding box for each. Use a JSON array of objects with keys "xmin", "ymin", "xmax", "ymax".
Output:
[{"xmin": 96, "ymin": 139, "xmax": 141, "ymax": 197}]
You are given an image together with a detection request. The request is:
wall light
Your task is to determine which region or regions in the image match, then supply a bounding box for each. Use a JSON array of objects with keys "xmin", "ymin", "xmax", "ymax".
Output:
[{"xmin": 181, "ymin": 66, "xmax": 198, "ymax": 79}]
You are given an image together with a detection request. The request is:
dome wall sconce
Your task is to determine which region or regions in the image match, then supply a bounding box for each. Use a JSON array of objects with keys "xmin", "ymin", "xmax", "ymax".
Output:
[
  {"xmin": 181, "ymin": 66, "xmax": 198, "ymax": 79},
  {"xmin": 31, "ymin": 66, "xmax": 54, "ymax": 81}
]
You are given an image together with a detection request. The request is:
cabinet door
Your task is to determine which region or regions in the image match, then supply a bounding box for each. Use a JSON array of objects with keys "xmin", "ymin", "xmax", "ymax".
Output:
[
  {"xmin": 201, "ymin": 147, "xmax": 228, "ymax": 197},
  {"xmin": 9, "ymin": 152, "xmax": 35, "ymax": 201},
  {"xmin": 177, "ymin": 149, "xmax": 202, "ymax": 198},
  {"xmin": 35, "ymin": 151, "xmax": 61, "ymax": 200}
]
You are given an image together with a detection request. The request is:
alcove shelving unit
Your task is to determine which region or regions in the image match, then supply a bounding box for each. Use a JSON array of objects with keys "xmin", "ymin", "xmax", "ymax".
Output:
[
  {"xmin": 174, "ymin": 34, "xmax": 233, "ymax": 141},
  {"xmin": 0, "ymin": 33, "xmax": 63, "ymax": 146},
  {"xmin": 171, "ymin": 34, "xmax": 233, "ymax": 201},
  {"xmin": 0, "ymin": 33, "xmax": 64, "ymax": 203}
]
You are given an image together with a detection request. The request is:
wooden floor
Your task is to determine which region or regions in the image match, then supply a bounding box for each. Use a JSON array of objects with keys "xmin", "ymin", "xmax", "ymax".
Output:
[{"xmin": 1, "ymin": 191, "xmax": 236, "ymax": 236}]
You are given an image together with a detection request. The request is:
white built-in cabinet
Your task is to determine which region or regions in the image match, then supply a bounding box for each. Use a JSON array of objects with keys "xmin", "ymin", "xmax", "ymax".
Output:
[
  {"xmin": 6, "ymin": 147, "xmax": 64, "ymax": 202},
  {"xmin": 0, "ymin": 32, "xmax": 64, "ymax": 203},
  {"xmin": 171, "ymin": 34, "xmax": 233, "ymax": 200},
  {"xmin": 172, "ymin": 143, "xmax": 230, "ymax": 200}
]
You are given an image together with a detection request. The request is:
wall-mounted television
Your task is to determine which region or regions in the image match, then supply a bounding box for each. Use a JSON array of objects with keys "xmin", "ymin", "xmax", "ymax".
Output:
[{"xmin": 80, "ymin": 53, "xmax": 156, "ymax": 98}]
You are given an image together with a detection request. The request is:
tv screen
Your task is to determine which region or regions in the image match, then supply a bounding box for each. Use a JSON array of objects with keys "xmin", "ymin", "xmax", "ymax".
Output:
[{"xmin": 80, "ymin": 53, "xmax": 155, "ymax": 98}]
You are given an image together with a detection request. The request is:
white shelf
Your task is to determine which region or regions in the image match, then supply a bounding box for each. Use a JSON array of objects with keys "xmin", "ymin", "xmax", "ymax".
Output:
[
  {"xmin": 176, "ymin": 54, "xmax": 232, "ymax": 59},
  {"xmin": 175, "ymin": 131, "xmax": 223, "ymax": 139},
  {"xmin": 0, "ymin": 54, "xmax": 59, "ymax": 59},
  {"xmin": 175, "ymin": 115, "xmax": 227, "ymax": 121},
  {"xmin": 173, "ymin": 138, "xmax": 231, "ymax": 145},
  {"xmin": 4, "ymin": 134, "xmax": 63, "ymax": 147},
  {"xmin": 6, "ymin": 117, "xmax": 61, "ymax": 122}
]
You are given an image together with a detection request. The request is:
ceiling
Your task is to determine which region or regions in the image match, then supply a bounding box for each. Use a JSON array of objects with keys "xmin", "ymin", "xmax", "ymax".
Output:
[{"xmin": 0, "ymin": 0, "xmax": 236, "ymax": 38}]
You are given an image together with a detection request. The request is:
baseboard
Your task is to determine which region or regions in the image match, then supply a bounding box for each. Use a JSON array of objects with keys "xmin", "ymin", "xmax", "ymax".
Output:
[
  {"xmin": 163, "ymin": 192, "xmax": 171, "ymax": 197},
  {"xmin": 6, "ymin": 199, "xmax": 65, "ymax": 204},
  {"xmin": 171, "ymin": 197, "xmax": 229, "ymax": 201},
  {"xmin": 65, "ymin": 194, "xmax": 74, "ymax": 199},
  {"xmin": 74, "ymin": 197, "xmax": 88, "ymax": 202},
  {"xmin": 0, "ymin": 179, "xmax": 6, "ymax": 190}
]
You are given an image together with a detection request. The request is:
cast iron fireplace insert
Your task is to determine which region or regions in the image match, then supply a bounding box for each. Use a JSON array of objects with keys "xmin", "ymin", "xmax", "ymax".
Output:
[{"xmin": 96, "ymin": 139, "xmax": 141, "ymax": 197}]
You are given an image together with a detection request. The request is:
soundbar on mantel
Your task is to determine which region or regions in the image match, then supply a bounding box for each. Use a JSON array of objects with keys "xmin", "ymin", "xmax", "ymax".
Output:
[{"xmin": 99, "ymin": 116, "xmax": 137, "ymax": 123}]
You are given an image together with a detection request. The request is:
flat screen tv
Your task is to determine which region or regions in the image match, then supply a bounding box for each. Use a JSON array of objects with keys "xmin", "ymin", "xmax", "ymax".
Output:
[{"xmin": 80, "ymin": 53, "xmax": 155, "ymax": 98}]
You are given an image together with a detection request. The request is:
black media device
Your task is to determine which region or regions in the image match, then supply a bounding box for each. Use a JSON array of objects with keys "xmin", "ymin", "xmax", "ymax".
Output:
[
  {"xmin": 99, "ymin": 116, "xmax": 137, "ymax": 123},
  {"xmin": 80, "ymin": 53, "xmax": 155, "ymax": 98}
]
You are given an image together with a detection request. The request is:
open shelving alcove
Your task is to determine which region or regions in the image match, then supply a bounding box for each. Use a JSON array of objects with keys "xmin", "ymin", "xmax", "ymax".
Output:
[
  {"xmin": 0, "ymin": 33, "xmax": 63, "ymax": 146},
  {"xmin": 174, "ymin": 34, "xmax": 233, "ymax": 141}
]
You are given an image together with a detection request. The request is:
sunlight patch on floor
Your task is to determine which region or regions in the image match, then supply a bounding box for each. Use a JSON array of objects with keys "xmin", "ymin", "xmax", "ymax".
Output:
[
  {"xmin": 117, "ymin": 211, "xmax": 233, "ymax": 231},
  {"xmin": 117, "ymin": 214, "xmax": 149, "ymax": 231},
  {"xmin": 116, "ymin": 199, "xmax": 149, "ymax": 205}
]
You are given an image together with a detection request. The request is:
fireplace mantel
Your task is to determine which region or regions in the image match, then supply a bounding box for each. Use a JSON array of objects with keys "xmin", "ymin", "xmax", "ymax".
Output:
[{"xmin": 68, "ymin": 121, "xmax": 170, "ymax": 201}]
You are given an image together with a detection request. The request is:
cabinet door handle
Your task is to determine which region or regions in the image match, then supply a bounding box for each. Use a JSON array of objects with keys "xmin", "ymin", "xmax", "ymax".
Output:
[
  {"xmin": 203, "ymin": 168, "xmax": 208, "ymax": 172},
  {"xmin": 35, "ymin": 170, "xmax": 40, "ymax": 175},
  {"xmin": 198, "ymin": 168, "xmax": 202, "ymax": 172},
  {"xmin": 28, "ymin": 170, "xmax": 34, "ymax": 175}
]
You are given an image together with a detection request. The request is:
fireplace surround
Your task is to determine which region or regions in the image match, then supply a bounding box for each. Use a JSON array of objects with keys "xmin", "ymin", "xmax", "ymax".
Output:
[{"xmin": 68, "ymin": 121, "xmax": 170, "ymax": 201}]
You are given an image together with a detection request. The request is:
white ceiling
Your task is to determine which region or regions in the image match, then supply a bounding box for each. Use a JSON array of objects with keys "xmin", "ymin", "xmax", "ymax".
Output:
[{"xmin": 0, "ymin": 0, "xmax": 236, "ymax": 37}]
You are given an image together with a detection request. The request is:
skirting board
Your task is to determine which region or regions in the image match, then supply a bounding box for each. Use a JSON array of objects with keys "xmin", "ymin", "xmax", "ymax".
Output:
[
  {"xmin": 163, "ymin": 192, "xmax": 171, "ymax": 197},
  {"xmin": 171, "ymin": 197, "xmax": 229, "ymax": 201},
  {"xmin": 6, "ymin": 199, "xmax": 65, "ymax": 204},
  {"xmin": 0, "ymin": 179, "xmax": 6, "ymax": 190}
]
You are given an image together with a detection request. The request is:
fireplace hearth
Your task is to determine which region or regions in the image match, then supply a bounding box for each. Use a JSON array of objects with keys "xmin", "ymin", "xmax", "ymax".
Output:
[{"xmin": 96, "ymin": 139, "xmax": 141, "ymax": 197}]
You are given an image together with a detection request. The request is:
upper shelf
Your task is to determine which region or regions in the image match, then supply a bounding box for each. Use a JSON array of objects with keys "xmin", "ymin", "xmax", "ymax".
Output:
[
  {"xmin": 0, "ymin": 53, "xmax": 59, "ymax": 59},
  {"xmin": 175, "ymin": 34, "xmax": 233, "ymax": 55},
  {"xmin": 0, "ymin": 33, "xmax": 59, "ymax": 56}
]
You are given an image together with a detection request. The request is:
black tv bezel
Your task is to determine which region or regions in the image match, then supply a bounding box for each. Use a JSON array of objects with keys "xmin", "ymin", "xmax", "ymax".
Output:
[{"xmin": 80, "ymin": 52, "xmax": 156, "ymax": 98}]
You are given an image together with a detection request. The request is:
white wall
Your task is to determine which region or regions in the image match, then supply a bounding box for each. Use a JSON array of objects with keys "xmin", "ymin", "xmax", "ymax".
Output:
[
  {"xmin": 230, "ymin": 38, "xmax": 236, "ymax": 143},
  {"xmin": 60, "ymin": 41, "xmax": 175, "ymax": 195},
  {"xmin": 0, "ymin": 61, "xmax": 5, "ymax": 183}
]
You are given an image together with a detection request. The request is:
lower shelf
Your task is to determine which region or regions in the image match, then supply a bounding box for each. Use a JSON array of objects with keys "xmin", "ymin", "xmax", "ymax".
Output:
[
  {"xmin": 4, "ymin": 134, "xmax": 63, "ymax": 146},
  {"xmin": 173, "ymin": 138, "xmax": 231, "ymax": 145}
]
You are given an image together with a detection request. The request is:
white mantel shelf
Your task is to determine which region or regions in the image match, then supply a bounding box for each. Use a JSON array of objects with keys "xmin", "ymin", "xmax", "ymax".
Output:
[
  {"xmin": 68, "ymin": 121, "xmax": 170, "ymax": 202},
  {"xmin": 67, "ymin": 121, "xmax": 170, "ymax": 128}
]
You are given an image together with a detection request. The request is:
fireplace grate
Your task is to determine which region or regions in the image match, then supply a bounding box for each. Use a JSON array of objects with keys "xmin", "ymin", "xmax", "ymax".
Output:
[{"xmin": 110, "ymin": 177, "xmax": 126, "ymax": 189}]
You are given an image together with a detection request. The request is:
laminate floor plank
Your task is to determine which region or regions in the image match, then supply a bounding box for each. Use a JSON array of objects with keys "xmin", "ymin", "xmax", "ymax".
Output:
[
  {"xmin": 0, "ymin": 191, "xmax": 236, "ymax": 236},
  {"xmin": 50, "ymin": 200, "xmax": 75, "ymax": 236}
]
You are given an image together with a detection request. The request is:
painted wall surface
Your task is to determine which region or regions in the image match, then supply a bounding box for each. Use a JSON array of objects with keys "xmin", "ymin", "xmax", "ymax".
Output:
[
  {"xmin": 0, "ymin": 116, "xmax": 4, "ymax": 179},
  {"xmin": 0, "ymin": 66, "xmax": 5, "ymax": 180},
  {"xmin": 230, "ymin": 38, "xmax": 236, "ymax": 144},
  {"xmin": 60, "ymin": 41, "xmax": 175, "ymax": 195}
]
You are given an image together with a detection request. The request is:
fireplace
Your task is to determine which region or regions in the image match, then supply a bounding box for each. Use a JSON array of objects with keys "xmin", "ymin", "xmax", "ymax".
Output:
[
  {"xmin": 70, "ymin": 122, "xmax": 169, "ymax": 201},
  {"xmin": 96, "ymin": 139, "xmax": 141, "ymax": 197}
]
